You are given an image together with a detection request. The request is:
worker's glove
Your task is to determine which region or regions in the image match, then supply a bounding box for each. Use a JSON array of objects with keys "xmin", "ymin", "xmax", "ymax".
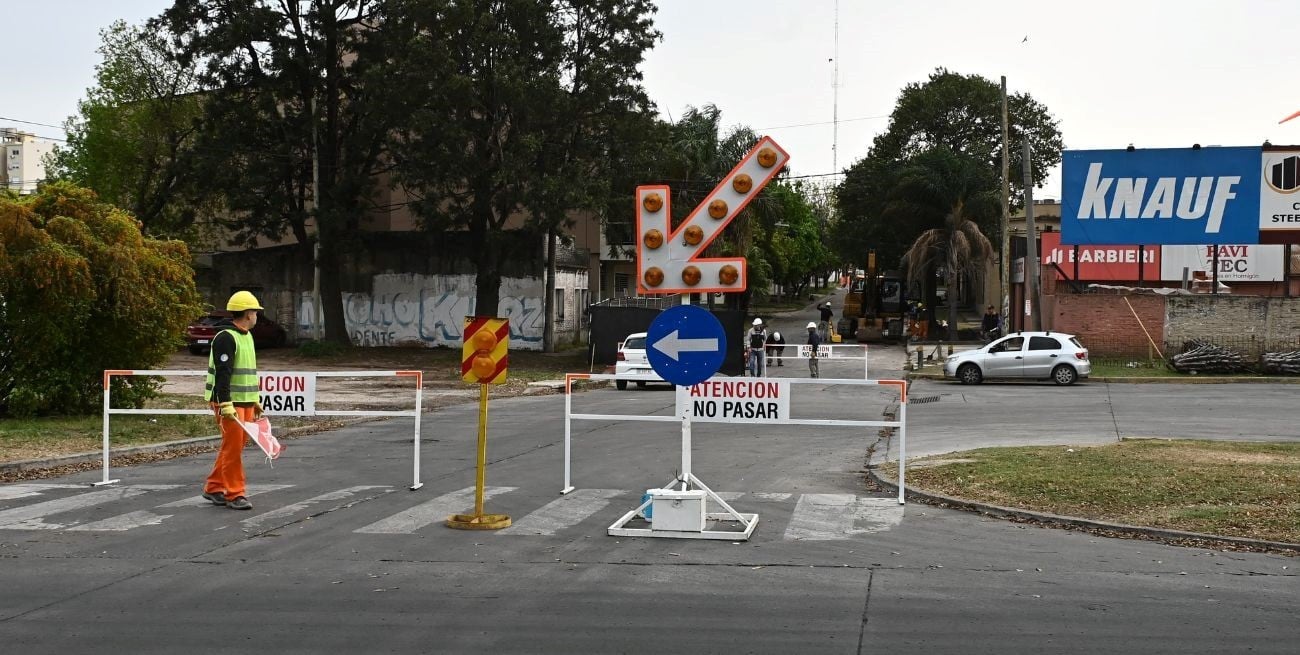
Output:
[
  {"xmin": 218, "ymin": 402, "xmax": 237, "ymax": 421},
  {"xmin": 252, "ymin": 401, "xmax": 264, "ymax": 420}
]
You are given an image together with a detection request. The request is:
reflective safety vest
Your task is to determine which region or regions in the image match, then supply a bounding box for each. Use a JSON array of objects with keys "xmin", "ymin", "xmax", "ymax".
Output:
[{"xmin": 204, "ymin": 329, "xmax": 259, "ymax": 403}]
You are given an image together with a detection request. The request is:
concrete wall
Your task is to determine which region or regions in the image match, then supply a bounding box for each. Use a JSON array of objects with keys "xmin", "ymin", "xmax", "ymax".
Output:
[
  {"xmin": 1165, "ymin": 296, "xmax": 1300, "ymax": 354},
  {"xmin": 295, "ymin": 270, "xmax": 593, "ymax": 351}
]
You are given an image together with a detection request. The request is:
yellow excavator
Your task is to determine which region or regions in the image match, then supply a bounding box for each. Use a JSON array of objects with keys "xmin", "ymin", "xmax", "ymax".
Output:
[{"xmin": 839, "ymin": 253, "xmax": 906, "ymax": 343}]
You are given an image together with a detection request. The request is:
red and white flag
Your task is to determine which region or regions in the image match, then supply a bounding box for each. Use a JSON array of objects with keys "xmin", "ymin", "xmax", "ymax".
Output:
[{"xmin": 239, "ymin": 418, "xmax": 283, "ymax": 461}]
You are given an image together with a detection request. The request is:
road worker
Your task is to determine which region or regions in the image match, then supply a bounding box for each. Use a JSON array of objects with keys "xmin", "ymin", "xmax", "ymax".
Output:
[
  {"xmin": 202, "ymin": 291, "xmax": 265, "ymax": 510},
  {"xmin": 805, "ymin": 321, "xmax": 821, "ymax": 378}
]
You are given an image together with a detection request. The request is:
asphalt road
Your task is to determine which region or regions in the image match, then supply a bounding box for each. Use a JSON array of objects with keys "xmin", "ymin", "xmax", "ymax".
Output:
[{"xmin": 3, "ymin": 356, "xmax": 1298, "ymax": 653}]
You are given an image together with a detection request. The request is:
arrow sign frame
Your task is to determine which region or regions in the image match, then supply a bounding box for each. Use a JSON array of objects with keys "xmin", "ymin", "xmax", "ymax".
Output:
[
  {"xmin": 635, "ymin": 136, "xmax": 790, "ymax": 295},
  {"xmin": 645, "ymin": 305, "xmax": 728, "ymax": 387}
]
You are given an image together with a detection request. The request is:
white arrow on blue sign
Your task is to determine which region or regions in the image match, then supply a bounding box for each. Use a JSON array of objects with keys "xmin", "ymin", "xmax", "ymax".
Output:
[{"xmin": 646, "ymin": 305, "xmax": 727, "ymax": 387}]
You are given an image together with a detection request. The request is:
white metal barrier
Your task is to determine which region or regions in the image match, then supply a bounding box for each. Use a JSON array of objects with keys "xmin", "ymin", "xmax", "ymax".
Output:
[
  {"xmin": 99, "ymin": 369, "xmax": 425, "ymax": 489},
  {"xmin": 759, "ymin": 343, "xmax": 870, "ymax": 379},
  {"xmin": 561, "ymin": 373, "xmax": 908, "ymax": 539}
]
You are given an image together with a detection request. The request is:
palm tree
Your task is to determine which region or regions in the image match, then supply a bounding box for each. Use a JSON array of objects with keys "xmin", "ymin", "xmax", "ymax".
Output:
[{"xmin": 889, "ymin": 148, "xmax": 999, "ymax": 341}]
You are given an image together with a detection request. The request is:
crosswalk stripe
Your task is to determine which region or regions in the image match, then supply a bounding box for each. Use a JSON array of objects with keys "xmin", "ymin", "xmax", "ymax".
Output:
[
  {"xmin": 782, "ymin": 494, "xmax": 903, "ymax": 541},
  {"xmin": 0, "ymin": 486, "xmax": 179, "ymax": 530},
  {"xmin": 70, "ymin": 485, "xmax": 299, "ymax": 532},
  {"xmin": 157, "ymin": 484, "xmax": 294, "ymax": 508},
  {"xmin": 354, "ymin": 486, "xmax": 517, "ymax": 534},
  {"xmin": 0, "ymin": 483, "xmax": 86, "ymax": 502},
  {"xmin": 497, "ymin": 489, "xmax": 623, "ymax": 535},
  {"xmin": 242, "ymin": 486, "xmax": 392, "ymax": 530}
]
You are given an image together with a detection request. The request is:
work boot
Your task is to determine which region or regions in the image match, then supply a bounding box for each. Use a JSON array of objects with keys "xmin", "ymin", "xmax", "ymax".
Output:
[
  {"xmin": 227, "ymin": 497, "xmax": 253, "ymax": 510},
  {"xmin": 202, "ymin": 491, "xmax": 227, "ymax": 506}
]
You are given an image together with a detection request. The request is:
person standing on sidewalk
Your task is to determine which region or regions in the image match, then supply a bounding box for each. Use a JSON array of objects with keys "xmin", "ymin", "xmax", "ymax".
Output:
[
  {"xmin": 805, "ymin": 321, "xmax": 821, "ymax": 378},
  {"xmin": 202, "ymin": 291, "xmax": 265, "ymax": 510}
]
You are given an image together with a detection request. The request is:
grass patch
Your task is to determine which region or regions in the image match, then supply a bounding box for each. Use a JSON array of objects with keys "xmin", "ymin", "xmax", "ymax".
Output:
[
  {"xmin": 0, "ymin": 394, "xmax": 321, "ymax": 463},
  {"xmin": 887, "ymin": 439, "xmax": 1300, "ymax": 544},
  {"xmin": 1089, "ymin": 361, "xmax": 1180, "ymax": 378}
]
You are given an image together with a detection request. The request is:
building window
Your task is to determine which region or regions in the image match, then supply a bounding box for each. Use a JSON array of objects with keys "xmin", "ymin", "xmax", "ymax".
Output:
[
  {"xmin": 614, "ymin": 273, "xmax": 630, "ymax": 296},
  {"xmin": 555, "ymin": 288, "xmax": 566, "ymax": 322}
]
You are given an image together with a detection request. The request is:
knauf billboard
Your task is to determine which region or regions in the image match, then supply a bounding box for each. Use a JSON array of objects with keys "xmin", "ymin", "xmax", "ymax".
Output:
[{"xmin": 1061, "ymin": 146, "xmax": 1300, "ymax": 245}]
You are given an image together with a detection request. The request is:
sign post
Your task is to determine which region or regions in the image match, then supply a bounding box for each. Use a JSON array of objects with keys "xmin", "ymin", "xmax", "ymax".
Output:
[
  {"xmin": 608, "ymin": 139, "xmax": 790, "ymax": 540},
  {"xmin": 447, "ymin": 316, "xmax": 512, "ymax": 531}
]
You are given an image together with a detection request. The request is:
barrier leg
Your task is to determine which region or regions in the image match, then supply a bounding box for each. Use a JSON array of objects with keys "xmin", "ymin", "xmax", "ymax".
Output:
[
  {"xmin": 94, "ymin": 379, "xmax": 119, "ymax": 486},
  {"xmin": 898, "ymin": 401, "xmax": 907, "ymax": 505},
  {"xmin": 562, "ymin": 379, "xmax": 574, "ymax": 494},
  {"xmin": 411, "ymin": 382, "xmax": 423, "ymax": 490}
]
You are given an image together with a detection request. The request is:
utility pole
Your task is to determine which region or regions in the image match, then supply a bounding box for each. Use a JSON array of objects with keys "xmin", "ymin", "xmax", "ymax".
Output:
[
  {"xmin": 311, "ymin": 95, "xmax": 323, "ymax": 342},
  {"xmin": 1021, "ymin": 138, "xmax": 1042, "ymax": 331},
  {"xmin": 831, "ymin": 0, "xmax": 840, "ymax": 174},
  {"xmin": 999, "ymin": 76, "xmax": 1011, "ymax": 336}
]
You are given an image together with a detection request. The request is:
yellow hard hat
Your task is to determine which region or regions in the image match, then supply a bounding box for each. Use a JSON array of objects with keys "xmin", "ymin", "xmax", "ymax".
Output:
[{"xmin": 227, "ymin": 290, "xmax": 263, "ymax": 312}]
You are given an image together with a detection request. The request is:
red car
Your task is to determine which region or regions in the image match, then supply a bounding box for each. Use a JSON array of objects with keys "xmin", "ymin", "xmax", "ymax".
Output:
[{"xmin": 185, "ymin": 311, "xmax": 288, "ymax": 355}]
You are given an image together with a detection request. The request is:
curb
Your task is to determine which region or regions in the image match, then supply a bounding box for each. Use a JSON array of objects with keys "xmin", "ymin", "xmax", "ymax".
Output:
[
  {"xmin": 867, "ymin": 467, "xmax": 1300, "ymax": 554},
  {"xmin": 905, "ymin": 371, "xmax": 1300, "ymax": 384}
]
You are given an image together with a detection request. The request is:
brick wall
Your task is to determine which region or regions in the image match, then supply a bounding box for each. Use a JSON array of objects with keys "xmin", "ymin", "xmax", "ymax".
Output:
[
  {"xmin": 1051, "ymin": 293, "xmax": 1166, "ymax": 357},
  {"xmin": 1165, "ymin": 296, "xmax": 1300, "ymax": 355}
]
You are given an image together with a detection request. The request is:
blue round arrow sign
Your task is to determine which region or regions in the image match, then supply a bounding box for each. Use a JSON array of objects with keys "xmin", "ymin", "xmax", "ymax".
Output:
[{"xmin": 646, "ymin": 305, "xmax": 727, "ymax": 387}]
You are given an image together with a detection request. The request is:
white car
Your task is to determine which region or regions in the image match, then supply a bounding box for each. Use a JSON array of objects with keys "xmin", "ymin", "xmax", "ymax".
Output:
[
  {"xmin": 943, "ymin": 331, "xmax": 1091, "ymax": 386},
  {"xmin": 614, "ymin": 332, "xmax": 666, "ymax": 390}
]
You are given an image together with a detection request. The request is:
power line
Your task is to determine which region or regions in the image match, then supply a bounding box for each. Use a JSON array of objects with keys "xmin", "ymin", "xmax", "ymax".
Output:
[
  {"xmin": 756, "ymin": 114, "xmax": 889, "ymax": 131},
  {"xmin": 0, "ymin": 116, "xmax": 68, "ymax": 132}
]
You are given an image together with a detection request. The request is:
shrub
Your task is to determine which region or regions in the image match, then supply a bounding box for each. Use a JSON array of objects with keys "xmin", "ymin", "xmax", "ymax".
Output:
[{"xmin": 0, "ymin": 182, "xmax": 201, "ymax": 417}]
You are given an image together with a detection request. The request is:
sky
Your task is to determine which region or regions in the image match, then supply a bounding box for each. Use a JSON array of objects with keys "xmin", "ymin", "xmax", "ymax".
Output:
[{"xmin": 7, "ymin": 1, "xmax": 1300, "ymax": 200}]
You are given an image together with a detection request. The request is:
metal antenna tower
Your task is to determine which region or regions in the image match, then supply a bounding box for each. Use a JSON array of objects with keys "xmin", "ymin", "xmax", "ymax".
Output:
[{"xmin": 832, "ymin": 0, "xmax": 840, "ymax": 174}]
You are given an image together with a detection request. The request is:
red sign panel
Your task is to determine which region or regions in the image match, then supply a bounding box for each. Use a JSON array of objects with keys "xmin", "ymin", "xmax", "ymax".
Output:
[{"xmin": 1041, "ymin": 232, "xmax": 1159, "ymax": 281}]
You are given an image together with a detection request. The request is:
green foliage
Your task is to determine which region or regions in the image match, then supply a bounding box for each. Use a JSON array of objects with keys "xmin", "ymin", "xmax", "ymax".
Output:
[
  {"xmin": 836, "ymin": 69, "xmax": 1063, "ymax": 270},
  {"xmin": 47, "ymin": 20, "xmax": 208, "ymax": 238},
  {"xmin": 0, "ymin": 183, "xmax": 202, "ymax": 417},
  {"xmin": 383, "ymin": 0, "xmax": 660, "ymax": 313}
]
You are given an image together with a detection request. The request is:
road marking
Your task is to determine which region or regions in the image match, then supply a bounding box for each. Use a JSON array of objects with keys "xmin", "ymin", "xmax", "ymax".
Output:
[
  {"xmin": 157, "ymin": 484, "xmax": 294, "ymax": 508},
  {"xmin": 354, "ymin": 486, "xmax": 517, "ymax": 534},
  {"xmin": 749, "ymin": 492, "xmax": 793, "ymax": 501},
  {"xmin": 70, "ymin": 485, "xmax": 298, "ymax": 532},
  {"xmin": 0, "ymin": 486, "xmax": 178, "ymax": 530},
  {"xmin": 0, "ymin": 484, "xmax": 86, "ymax": 502},
  {"xmin": 783, "ymin": 494, "xmax": 903, "ymax": 541},
  {"xmin": 242, "ymin": 486, "xmax": 391, "ymax": 530},
  {"xmin": 497, "ymin": 489, "xmax": 623, "ymax": 535}
]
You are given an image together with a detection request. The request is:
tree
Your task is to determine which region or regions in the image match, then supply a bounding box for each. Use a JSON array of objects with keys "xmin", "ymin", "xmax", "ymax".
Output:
[
  {"xmin": 0, "ymin": 183, "xmax": 201, "ymax": 417},
  {"xmin": 48, "ymin": 21, "xmax": 208, "ymax": 237},
  {"xmin": 156, "ymin": 0, "xmax": 397, "ymax": 344},
  {"xmin": 755, "ymin": 182, "xmax": 834, "ymax": 301},
  {"xmin": 836, "ymin": 69, "xmax": 1062, "ymax": 271},
  {"xmin": 384, "ymin": 0, "xmax": 659, "ymax": 317},
  {"xmin": 892, "ymin": 148, "xmax": 999, "ymax": 341}
]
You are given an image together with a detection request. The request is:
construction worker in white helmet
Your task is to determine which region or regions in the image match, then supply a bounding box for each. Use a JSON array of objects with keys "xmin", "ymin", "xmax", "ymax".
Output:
[
  {"xmin": 806, "ymin": 321, "xmax": 821, "ymax": 378},
  {"xmin": 201, "ymin": 290, "xmax": 265, "ymax": 510},
  {"xmin": 746, "ymin": 318, "xmax": 768, "ymax": 377}
]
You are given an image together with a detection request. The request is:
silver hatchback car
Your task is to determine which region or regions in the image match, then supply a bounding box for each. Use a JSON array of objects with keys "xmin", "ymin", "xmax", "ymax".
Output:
[{"xmin": 943, "ymin": 331, "xmax": 1091, "ymax": 385}]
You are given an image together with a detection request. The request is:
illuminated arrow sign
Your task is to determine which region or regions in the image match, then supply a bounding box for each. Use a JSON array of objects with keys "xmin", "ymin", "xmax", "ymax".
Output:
[
  {"xmin": 636, "ymin": 136, "xmax": 790, "ymax": 294},
  {"xmin": 651, "ymin": 330, "xmax": 719, "ymax": 362}
]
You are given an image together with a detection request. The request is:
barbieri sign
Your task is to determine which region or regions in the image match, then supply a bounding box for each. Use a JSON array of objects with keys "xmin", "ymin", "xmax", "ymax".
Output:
[{"xmin": 1061, "ymin": 146, "xmax": 1300, "ymax": 245}]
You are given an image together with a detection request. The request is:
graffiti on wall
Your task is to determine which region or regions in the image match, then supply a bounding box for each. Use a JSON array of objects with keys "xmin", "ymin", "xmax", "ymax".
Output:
[{"xmin": 297, "ymin": 274, "xmax": 565, "ymax": 350}]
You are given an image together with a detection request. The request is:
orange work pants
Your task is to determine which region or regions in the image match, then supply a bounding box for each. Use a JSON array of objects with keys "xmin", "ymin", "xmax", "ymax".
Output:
[{"xmin": 205, "ymin": 404, "xmax": 256, "ymax": 500}]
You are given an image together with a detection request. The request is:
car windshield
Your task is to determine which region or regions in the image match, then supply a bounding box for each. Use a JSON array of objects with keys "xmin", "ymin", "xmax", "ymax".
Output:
[{"xmin": 623, "ymin": 336, "xmax": 646, "ymax": 350}]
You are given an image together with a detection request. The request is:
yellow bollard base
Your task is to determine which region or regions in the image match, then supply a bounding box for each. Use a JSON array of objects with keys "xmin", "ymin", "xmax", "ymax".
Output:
[{"xmin": 446, "ymin": 513, "xmax": 512, "ymax": 530}]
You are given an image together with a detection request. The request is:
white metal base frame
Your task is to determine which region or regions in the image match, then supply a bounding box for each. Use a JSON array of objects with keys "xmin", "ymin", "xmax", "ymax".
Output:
[{"xmin": 607, "ymin": 474, "xmax": 759, "ymax": 541}]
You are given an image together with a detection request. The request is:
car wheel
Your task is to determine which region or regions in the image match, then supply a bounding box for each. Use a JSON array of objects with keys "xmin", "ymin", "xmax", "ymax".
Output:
[
  {"xmin": 636, "ymin": 381, "xmax": 647, "ymax": 389},
  {"xmin": 957, "ymin": 363, "xmax": 983, "ymax": 385},
  {"xmin": 187, "ymin": 345, "xmax": 205, "ymax": 355},
  {"xmin": 1052, "ymin": 365, "xmax": 1078, "ymax": 386},
  {"xmin": 616, "ymin": 380, "xmax": 628, "ymax": 391}
]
